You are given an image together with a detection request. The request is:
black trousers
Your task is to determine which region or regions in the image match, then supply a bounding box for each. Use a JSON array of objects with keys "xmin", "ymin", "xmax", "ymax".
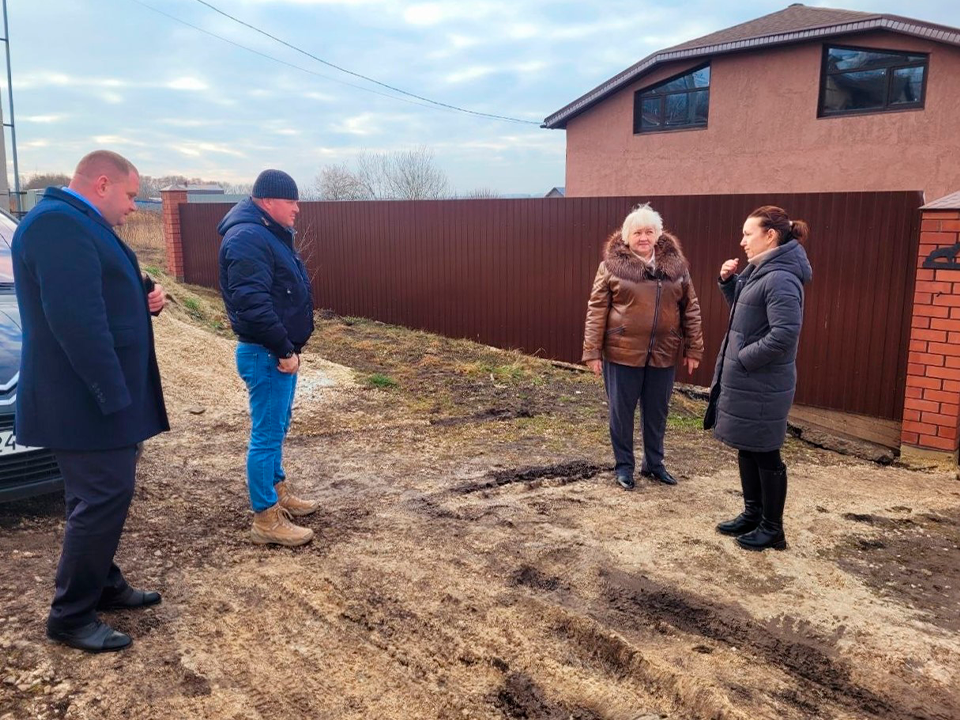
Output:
[
  {"xmin": 738, "ymin": 448, "xmax": 783, "ymax": 471},
  {"xmin": 48, "ymin": 446, "xmax": 138, "ymax": 631},
  {"xmin": 603, "ymin": 361, "xmax": 675, "ymax": 475}
]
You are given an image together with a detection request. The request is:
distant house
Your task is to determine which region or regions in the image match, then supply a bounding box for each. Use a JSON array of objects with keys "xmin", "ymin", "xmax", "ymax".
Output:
[
  {"xmin": 543, "ymin": 4, "xmax": 960, "ymax": 201},
  {"xmin": 161, "ymin": 183, "xmax": 246, "ymax": 205},
  {"xmin": 545, "ymin": 186, "xmax": 566, "ymax": 198}
]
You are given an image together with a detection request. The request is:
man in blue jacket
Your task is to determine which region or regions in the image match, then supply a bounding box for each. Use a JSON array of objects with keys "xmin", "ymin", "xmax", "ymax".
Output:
[
  {"xmin": 12, "ymin": 150, "xmax": 169, "ymax": 653},
  {"xmin": 218, "ymin": 169, "xmax": 317, "ymax": 547}
]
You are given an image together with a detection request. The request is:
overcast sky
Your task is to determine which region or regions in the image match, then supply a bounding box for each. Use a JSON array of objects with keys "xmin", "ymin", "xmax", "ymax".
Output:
[{"xmin": 3, "ymin": 0, "xmax": 959, "ymax": 195}]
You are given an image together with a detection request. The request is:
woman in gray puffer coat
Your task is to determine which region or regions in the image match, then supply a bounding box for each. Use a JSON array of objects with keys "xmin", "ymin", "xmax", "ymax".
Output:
[{"xmin": 710, "ymin": 206, "xmax": 812, "ymax": 551}]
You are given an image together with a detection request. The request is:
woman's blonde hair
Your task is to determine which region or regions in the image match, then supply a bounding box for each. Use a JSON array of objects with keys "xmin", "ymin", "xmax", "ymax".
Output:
[{"xmin": 621, "ymin": 203, "xmax": 663, "ymax": 244}]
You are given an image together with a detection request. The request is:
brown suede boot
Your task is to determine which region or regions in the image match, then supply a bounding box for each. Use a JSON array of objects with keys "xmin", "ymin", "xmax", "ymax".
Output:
[
  {"xmin": 251, "ymin": 504, "xmax": 314, "ymax": 547},
  {"xmin": 275, "ymin": 480, "xmax": 319, "ymax": 517}
]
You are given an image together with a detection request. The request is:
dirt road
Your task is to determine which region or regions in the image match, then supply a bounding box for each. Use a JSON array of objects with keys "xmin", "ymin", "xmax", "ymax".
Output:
[{"xmin": 2, "ymin": 307, "xmax": 959, "ymax": 720}]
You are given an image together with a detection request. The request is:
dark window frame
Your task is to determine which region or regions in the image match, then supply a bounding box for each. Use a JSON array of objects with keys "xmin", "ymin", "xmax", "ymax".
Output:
[
  {"xmin": 818, "ymin": 44, "xmax": 929, "ymax": 118},
  {"xmin": 633, "ymin": 63, "xmax": 710, "ymax": 134}
]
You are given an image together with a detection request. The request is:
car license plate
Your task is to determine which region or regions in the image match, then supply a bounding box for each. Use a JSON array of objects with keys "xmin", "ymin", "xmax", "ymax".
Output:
[{"xmin": 0, "ymin": 429, "xmax": 39, "ymax": 456}]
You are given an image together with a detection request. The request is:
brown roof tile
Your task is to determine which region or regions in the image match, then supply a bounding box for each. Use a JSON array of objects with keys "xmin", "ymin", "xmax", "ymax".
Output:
[{"xmin": 666, "ymin": 5, "xmax": 878, "ymax": 52}]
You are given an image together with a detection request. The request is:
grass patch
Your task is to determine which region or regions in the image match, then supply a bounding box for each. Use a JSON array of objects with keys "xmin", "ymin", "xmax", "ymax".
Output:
[
  {"xmin": 143, "ymin": 265, "xmax": 163, "ymax": 277},
  {"xmin": 459, "ymin": 360, "xmax": 529, "ymax": 383},
  {"xmin": 364, "ymin": 373, "xmax": 398, "ymax": 389},
  {"xmin": 182, "ymin": 297, "xmax": 205, "ymax": 320},
  {"xmin": 667, "ymin": 413, "xmax": 705, "ymax": 430}
]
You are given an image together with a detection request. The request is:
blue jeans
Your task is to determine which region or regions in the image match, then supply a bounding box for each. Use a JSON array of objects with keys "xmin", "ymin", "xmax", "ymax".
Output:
[{"xmin": 236, "ymin": 343, "xmax": 298, "ymax": 512}]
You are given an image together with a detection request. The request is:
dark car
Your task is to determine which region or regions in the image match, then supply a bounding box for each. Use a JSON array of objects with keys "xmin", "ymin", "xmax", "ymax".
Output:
[{"xmin": 0, "ymin": 209, "xmax": 62, "ymax": 502}]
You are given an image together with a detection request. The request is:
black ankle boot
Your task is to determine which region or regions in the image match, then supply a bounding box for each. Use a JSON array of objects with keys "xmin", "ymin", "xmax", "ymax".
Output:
[
  {"xmin": 716, "ymin": 453, "xmax": 762, "ymax": 536},
  {"xmin": 736, "ymin": 464, "xmax": 788, "ymax": 551}
]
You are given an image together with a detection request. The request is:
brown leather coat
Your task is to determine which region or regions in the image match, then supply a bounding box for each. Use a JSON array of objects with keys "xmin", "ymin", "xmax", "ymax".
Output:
[{"xmin": 583, "ymin": 231, "xmax": 704, "ymax": 368}]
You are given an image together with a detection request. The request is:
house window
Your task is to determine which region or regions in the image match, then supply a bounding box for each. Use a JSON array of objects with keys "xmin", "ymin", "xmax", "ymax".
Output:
[
  {"xmin": 819, "ymin": 45, "xmax": 928, "ymax": 116},
  {"xmin": 634, "ymin": 65, "xmax": 710, "ymax": 133}
]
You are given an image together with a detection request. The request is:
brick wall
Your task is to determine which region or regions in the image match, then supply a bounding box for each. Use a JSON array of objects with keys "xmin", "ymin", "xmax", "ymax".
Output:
[
  {"xmin": 161, "ymin": 188, "xmax": 188, "ymax": 281},
  {"xmin": 902, "ymin": 197, "xmax": 960, "ymax": 463}
]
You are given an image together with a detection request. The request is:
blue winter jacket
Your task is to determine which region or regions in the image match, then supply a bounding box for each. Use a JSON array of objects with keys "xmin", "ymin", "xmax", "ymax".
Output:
[
  {"xmin": 11, "ymin": 187, "xmax": 169, "ymax": 450},
  {"xmin": 217, "ymin": 199, "xmax": 314, "ymax": 357},
  {"xmin": 711, "ymin": 240, "xmax": 813, "ymax": 452}
]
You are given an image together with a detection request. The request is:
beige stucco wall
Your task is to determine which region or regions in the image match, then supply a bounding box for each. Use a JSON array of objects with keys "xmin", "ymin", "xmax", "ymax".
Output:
[{"xmin": 563, "ymin": 31, "xmax": 960, "ymax": 203}]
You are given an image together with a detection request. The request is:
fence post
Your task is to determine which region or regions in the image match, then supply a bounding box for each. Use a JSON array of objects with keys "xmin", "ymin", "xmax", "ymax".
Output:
[
  {"xmin": 161, "ymin": 186, "xmax": 188, "ymax": 281},
  {"xmin": 901, "ymin": 191, "xmax": 960, "ymax": 466}
]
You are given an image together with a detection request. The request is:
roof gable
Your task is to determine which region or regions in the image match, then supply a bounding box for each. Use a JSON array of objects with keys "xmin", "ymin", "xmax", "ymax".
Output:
[{"xmin": 543, "ymin": 4, "xmax": 960, "ymax": 129}]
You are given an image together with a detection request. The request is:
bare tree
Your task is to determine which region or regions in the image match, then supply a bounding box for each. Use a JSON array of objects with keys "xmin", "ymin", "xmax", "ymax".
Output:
[
  {"xmin": 22, "ymin": 172, "xmax": 71, "ymax": 190},
  {"xmin": 293, "ymin": 220, "xmax": 321, "ymax": 285},
  {"xmin": 314, "ymin": 163, "xmax": 369, "ymax": 200},
  {"xmin": 383, "ymin": 147, "xmax": 449, "ymax": 200},
  {"xmin": 465, "ymin": 188, "xmax": 500, "ymax": 199},
  {"xmin": 219, "ymin": 182, "xmax": 254, "ymax": 195},
  {"xmin": 314, "ymin": 146, "xmax": 450, "ymax": 201},
  {"xmin": 353, "ymin": 152, "xmax": 395, "ymax": 200}
]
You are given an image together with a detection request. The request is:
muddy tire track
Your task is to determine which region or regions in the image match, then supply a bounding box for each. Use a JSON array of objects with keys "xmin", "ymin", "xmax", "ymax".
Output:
[
  {"xmin": 452, "ymin": 461, "xmax": 604, "ymax": 495},
  {"xmin": 598, "ymin": 568, "xmax": 958, "ymax": 719},
  {"xmin": 493, "ymin": 672, "xmax": 603, "ymax": 719}
]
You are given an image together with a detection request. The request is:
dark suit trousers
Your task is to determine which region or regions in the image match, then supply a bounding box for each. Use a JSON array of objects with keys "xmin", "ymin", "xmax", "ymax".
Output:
[
  {"xmin": 603, "ymin": 361, "xmax": 675, "ymax": 475},
  {"xmin": 47, "ymin": 446, "xmax": 138, "ymax": 631}
]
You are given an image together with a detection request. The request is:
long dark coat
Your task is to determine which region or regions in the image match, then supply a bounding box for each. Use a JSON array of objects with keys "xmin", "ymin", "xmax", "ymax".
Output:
[
  {"xmin": 11, "ymin": 188, "xmax": 169, "ymax": 450},
  {"xmin": 711, "ymin": 240, "xmax": 813, "ymax": 452}
]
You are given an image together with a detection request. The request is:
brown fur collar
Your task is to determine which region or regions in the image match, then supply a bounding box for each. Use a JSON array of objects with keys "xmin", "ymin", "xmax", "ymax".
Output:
[{"xmin": 603, "ymin": 230, "xmax": 688, "ymax": 282}]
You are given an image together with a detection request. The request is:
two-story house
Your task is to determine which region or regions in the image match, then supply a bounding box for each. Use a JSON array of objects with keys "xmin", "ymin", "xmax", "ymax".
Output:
[{"xmin": 543, "ymin": 4, "xmax": 960, "ymax": 203}]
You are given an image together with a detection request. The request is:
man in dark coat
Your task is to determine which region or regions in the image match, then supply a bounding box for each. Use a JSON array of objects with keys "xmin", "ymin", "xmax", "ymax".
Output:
[
  {"xmin": 12, "ymin": 150, "xmax": 169, "ymax": 652},
  {"xmin": 218, "ymin": 169, "xmax": 317, "ymax": 547}
]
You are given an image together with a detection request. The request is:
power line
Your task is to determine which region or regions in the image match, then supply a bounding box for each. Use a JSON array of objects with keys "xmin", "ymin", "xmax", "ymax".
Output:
[
  {"xmin": 192, "ymin": 0, "xmax": 541, "ymax": 125},
  {"xmin": 127, "ymin": 0, "xmax": 460, "ymax": 115}
]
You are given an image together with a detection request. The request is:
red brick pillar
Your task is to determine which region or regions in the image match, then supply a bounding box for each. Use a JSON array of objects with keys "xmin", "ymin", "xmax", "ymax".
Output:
[
  {"xmin": 901, "ymin": 192, "xmax": 960, "ymax": 465},
  {"xmin": 161, "ymin": 187, "xmax": 188, "ymax": 281}
]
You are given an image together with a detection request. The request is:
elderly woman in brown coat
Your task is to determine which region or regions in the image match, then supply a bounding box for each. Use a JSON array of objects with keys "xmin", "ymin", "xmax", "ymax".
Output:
[{"xmin": 583, "ymin": 204, "xmax": 704, "ymax": 490}]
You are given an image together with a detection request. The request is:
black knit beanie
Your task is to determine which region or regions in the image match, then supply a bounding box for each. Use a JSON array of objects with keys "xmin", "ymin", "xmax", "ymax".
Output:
[{"xmin": 252, "ymin": 169, "xmax": 299, "ymax": 200}]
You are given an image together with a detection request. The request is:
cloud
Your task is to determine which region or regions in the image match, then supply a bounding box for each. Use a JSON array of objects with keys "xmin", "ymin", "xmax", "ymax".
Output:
[
  {"xmin": 444, "ymin": 65, "xmax": 496, "ymax": 84},
  {"xmin": 303, "ymin": 91, "xmax": 337, "ymax": 102},
  {"xmin": 169, "ymin": 142, "xmax": 246, "ymax": 158},
  {"xmin": 402, "ymin": 1, "xmax": 506, "ymax": 26},
  {"xmin": 14, "ymin": 72, "xmax": 129, "ymax": 90},
  {"xmin": 444, "ymin": 60, "xmax": 547, "ymax": 84},
  {"xmin": 240, "ymin": 0, "xmax": 387, "ymax": 5},
  {"xmin": 330, "ymin": 112, "xmax": 380, "ymax": 135},
  {"xmin": 20, "ymin": 115, "xmax": 67, "ymax": 123},
  {"xmin": 157, "ymin": 118, "xmax": 224, "ymax": 128},
  {"xmin": 166, "ymin": 77, "xmax": 209, "ymax": 91},
  {"xmin": 93, "ymin": 135, "xmax": 147, "ymax": 147}
]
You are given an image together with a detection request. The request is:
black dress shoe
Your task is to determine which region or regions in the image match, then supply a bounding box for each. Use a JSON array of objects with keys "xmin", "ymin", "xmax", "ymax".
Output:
[
  {"xmin": 616, "ymin": 472, "xmax": 635, "ymax": 491},
  {"xmin": 47, "ymin": 621, "xmax": 132, "ymax": 653},
  {"xmin": 641, "ymin": 467, "xmax": 677, "ymax": 485},
  {"xmin": 97, "ymin": 587, "xmax": 162, "ymax": 611}
]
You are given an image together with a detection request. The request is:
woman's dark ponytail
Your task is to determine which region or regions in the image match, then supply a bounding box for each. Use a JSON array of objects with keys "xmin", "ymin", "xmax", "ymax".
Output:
[{"xmin": 749, "ymin": 206, "xmax": 809, "ymax": 245}]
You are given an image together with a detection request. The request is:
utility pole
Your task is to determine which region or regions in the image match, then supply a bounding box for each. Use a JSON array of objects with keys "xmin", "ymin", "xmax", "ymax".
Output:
[{"xmin": 1, "ymin": 0, "xmax": 21, "ymax": 216}]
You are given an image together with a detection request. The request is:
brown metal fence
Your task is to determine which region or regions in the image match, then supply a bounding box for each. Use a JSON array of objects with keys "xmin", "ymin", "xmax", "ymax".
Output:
[{"xmin": 179, "ymin": 191, "xmax": 922, "ymax": 421}]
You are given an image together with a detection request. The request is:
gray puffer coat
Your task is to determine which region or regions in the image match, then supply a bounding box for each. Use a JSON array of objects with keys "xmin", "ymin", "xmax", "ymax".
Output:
[{"xmin": 711, "ymin": 240, "xmax": 813, "ymax": 452}]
